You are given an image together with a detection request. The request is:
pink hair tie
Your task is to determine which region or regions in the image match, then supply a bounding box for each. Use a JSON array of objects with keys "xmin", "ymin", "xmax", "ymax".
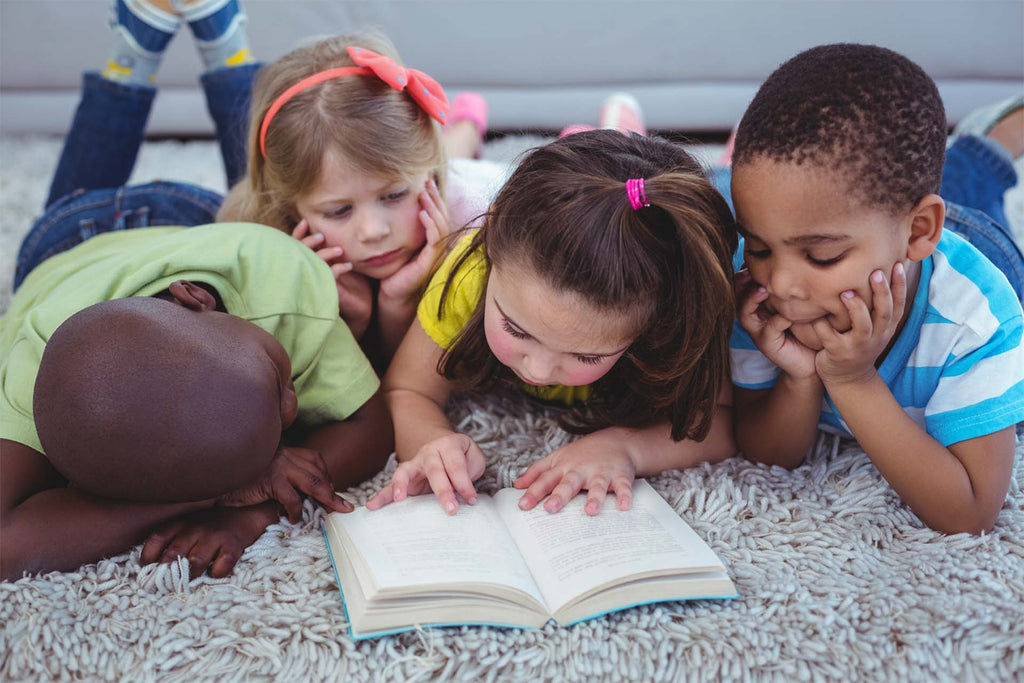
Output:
[{"xmin": 625, "ymin": 178, "xmax": 649, "ymax": 210}]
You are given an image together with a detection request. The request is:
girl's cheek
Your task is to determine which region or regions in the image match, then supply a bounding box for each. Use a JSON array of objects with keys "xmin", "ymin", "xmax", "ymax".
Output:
[{"xmin": 484, "ymin": 326, "xmax": 519, "ymax": 367}]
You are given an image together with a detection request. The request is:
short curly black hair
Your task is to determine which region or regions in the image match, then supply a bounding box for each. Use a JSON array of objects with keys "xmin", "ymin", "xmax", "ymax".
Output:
[{"xmin": 733, "ymin": 43, "xmax": 946, "ymax": 215}]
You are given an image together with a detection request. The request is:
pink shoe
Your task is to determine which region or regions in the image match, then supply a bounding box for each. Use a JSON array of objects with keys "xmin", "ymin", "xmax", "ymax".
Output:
[
  {"xmin": 448, "ymin": 92, "xmax": 488, "ymax": 156},
  {"xmin": 599, "ymin": 92, "xmax": 646, "ymax": 137},
  {"xmin": 559, "ymin": 123, "xmax": 596, "ymax": 139}
]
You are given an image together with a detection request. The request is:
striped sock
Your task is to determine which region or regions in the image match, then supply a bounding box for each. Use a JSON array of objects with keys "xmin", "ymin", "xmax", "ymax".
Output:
[
  {"xmin": 174, "ymin": 0, "xmax": 254, "ymax": 71},
  {"xmin": 102, "ymin": 0, "xmax": 179, "ymax": 84}
]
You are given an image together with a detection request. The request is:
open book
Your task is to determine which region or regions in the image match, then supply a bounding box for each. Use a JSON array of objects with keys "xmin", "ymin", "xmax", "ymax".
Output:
[{"xmin": 323, "ymin": 480, "xmax": 736, "ymax": 639}]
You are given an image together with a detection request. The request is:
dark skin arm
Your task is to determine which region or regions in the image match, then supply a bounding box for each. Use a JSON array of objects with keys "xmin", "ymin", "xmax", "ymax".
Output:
[
  {"xmin": 296, "ymin": 390, "xmax": 394, "ymax": 489},
  {"xmin": 1, "ymin": 439, "xmax": 213, "ymax": 580},
  {"xmin": 140, "ymin": 390, "xmax": 394, "ymax": 578}
]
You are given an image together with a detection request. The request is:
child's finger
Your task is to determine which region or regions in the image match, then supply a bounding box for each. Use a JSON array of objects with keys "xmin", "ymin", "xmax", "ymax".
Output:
[
  {"xmin": 140, "ymin": 522, "xmax": 182, "ymax": 564},
  {"xmin": 890, "ymin": 261, "xmax": 908, "ymax": 324},
  {"xmin": 867, "ymin": 269, "xmax": 894, "ymax": 333},
  {"xmin": 423, "ymin": 462, "xmax": 459, "ymax": 514},
  {"xmin": 514, "ymin": 456, "xmax": 553, "ymax": 489},
  {"xmin": 420, "ymin": 180, "xmax": 450, "ymax": 240},
  {"xmin": 185, "ymin": 541, "xmax": 219, "ymax": 580},
  {"xmin": 330, "ymin": 262, "xmax": 354, "ymax": 278},
  {"xmin": 440, "ymin": 450, "xmax": 478, "ymax": 505},
  {"xmin": 420, "ymin": 209, "xmax": 441, "ymax": 246},
  {"xmin": 611, "ymin": 477, "xmax": 634, "ymax": 511},
  {"xmin": 390, "ymin": 463, "xmax": 420, "ymax": 502},
  {"xmin": 766, "ymin": 312, "xmax": 794, "ymax": 335},
  {"xmin": 840, "ymin": 289, "xmax": 872, "ymax": 339},
  {"xmin": 365, "ymin": 484, "xmax": 395, "ymax": 510},
  {"xmin": 738, "ymin": 287, "xmax": 771, "ymax": 328},
  {"xmin": 811, "ymin": 317, "xmax": 841, "ymax": 349},
  {"xmin": 285, "ymin": 451, "xmax": 349, "ymax": 514},
  {"xmin": 584, "ymin": 476, "xmax": 610, "ymax": 516},
  {"xmin": 159, "ymin": 533, "xmax": 198, "ymax": 566},
  {"xmin": 519, "ymin": 468, "xmax": 563, "ymax": 510},
  {"xmin": 208, "ymin": 544, "xmax": 241, "ymax": 579},
  {"xmin": 290, "ymin": 218, "xmax": 310, "ymax": 240},
  {"xmin": 270, "ymin": 473, "xmax": 304, "ymax": 522},
  {"xmin": 543, "ymin": 471, "xmax": 586, "ymax": 513},
  {"xmin": 315, "ymin": 245, "xmax": 342, "ymax": 261}
]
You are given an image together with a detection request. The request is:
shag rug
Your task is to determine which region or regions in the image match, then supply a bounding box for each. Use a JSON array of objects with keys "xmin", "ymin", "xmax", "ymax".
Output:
[{"xmin": 2, "ymin": 136, "xmax": 1024, "ymax": 682}]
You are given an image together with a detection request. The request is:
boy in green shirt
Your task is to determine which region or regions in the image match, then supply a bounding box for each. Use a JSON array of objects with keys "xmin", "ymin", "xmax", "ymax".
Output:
[{"xmin": 1, "ymin": 223, "xmax": 390, "ymax": 580}]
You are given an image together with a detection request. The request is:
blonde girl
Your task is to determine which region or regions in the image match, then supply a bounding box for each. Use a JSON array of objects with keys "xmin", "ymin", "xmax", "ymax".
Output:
[
  {"xmin": 220, "ymin": 33, "xmax": 494, "ymax": 361},
  {"xmin": 367, "ymin": 129, "xmax": 739, "ymax": 516}
]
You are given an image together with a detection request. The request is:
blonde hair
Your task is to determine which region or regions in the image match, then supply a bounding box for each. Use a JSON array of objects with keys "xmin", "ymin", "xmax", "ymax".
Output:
[{"xmin": 218, "ymin": 33, "xmax": 447, "ymax": 230}]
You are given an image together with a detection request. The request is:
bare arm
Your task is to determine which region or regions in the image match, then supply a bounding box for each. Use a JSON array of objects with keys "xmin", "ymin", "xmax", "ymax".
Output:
[
  {"xmin": 1, "ymin": 439, "xmax": 213, "ymax": 580},
  {"xmin": 825, "ymin": 373, "xmax": 1014, "ymax": 534},
  {"xmin": 812, "ymin": 263, "xmax": 1012, "ymax": 533},
  {"xmin": 366, "ymin": 321, "xmax": 489, "ymax": 512},
  {"xmin": 733, "ymin": 376, "xmax": 823, "ymax": 468},
  {"xmin": 382, "ymin": 321, "xmax": 458, "ymax": 462},
  {"xmin": 297, "ymin": 389, "xmax": 394, "ymax": 489},
  {"xmin": 732, "ymin": 282, "xmax": 824, "ymax": 468}
]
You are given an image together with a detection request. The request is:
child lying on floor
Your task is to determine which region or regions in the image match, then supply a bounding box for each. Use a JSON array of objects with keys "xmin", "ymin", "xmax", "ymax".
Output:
[{"xmin": 1, "ymin": 223, "xmax": 391, "ymax": 580}]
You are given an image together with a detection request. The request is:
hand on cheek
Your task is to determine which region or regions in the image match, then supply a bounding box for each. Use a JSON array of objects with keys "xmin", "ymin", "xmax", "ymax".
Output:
[{"xmin": 812, "ymin": 261, "xmax": 907, "ymax": 385}]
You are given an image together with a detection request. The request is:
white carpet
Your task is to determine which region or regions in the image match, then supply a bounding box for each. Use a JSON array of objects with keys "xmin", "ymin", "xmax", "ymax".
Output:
[{"xmin": 2, "ymin": 136, "xmax": 1023, "ymax": 682}]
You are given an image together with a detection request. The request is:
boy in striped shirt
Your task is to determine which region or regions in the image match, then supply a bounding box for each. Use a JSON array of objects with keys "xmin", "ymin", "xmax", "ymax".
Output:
[{"xmin": 729, "ymin": 44, "xmax": 1024, "ymax": 534}]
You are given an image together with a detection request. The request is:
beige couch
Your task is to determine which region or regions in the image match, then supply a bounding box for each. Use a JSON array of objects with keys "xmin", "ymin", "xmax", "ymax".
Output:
[{"xmin": 1, "ymin": 0, "xmax": 1021, "ymax": 135}]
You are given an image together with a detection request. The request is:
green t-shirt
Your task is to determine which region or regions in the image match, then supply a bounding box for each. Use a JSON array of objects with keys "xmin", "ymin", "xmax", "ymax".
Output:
[{"xmin": 0, "ymin": 223, "xmax": 379, "ymax": 453}]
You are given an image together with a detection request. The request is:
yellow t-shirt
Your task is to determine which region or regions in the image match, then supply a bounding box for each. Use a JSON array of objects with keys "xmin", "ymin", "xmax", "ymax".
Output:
[
  {"xmin": 0, "ymin": 223, "xmax": 380, "ymax": 453},
  {"xmin": 416, "ymin": 232, "xmax": 590, "ymax": 406}
]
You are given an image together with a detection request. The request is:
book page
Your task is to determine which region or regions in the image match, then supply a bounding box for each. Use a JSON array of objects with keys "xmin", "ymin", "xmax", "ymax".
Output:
[
  {"xmin": 493, "ymin": 480, "xmax": 725, "ymax": 614},
  {"xmin": 328, "ymin": 494, "xmax": 543, "ymax": 601}
]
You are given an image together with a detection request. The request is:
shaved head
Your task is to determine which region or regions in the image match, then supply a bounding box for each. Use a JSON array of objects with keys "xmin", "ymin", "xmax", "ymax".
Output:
[{"xmin": 34, "ymin": 297, "xmax": 283, "ymax": 502}]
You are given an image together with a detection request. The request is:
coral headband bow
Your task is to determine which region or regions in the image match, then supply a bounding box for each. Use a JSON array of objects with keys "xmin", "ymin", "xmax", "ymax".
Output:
[{"xmin": 259, "ymin": 46, "xmax": 450, "ymax": 156}]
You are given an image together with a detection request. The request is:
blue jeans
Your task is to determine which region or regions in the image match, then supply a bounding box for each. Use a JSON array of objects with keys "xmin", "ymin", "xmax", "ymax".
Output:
[
  {"xmin": 15, "ymin": 181, "xmax": 223, "ymax": 289},
  {"xmin": 710, "ymin": 134, "xmax": 1024, "ymax": 301},
  {"xmin": 46, "ymin": 65, "xmax": 260, "ymax": 207},
  {"xmin": 17, "ymin": 64, "xmax": 261, "ymax": 290}
]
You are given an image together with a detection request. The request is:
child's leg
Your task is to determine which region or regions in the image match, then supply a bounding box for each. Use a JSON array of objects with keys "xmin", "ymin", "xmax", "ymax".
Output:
[
  {"xmin": 17, "ymin": 181, "xmax": 222, "ymax": 290},
  {"xmin": 200, "ymin": 62, "xmax": 261, "ymax": 188},
  {"xmin": 103, "ymin": 0, "xmax": 178, "ymax": 85},
  {"xmin": 47, "ymin": 1, "xmax": 180, "ymax": 206},
  {"xmin": 46, "ymin": 73, "xmax": 157, "ymax": 207},
  {"xmin": 176, "ymin": 0, "xmax": 257, "ymax": 186},
  {"xmin": 940, "ymin": 98, "xmax": 1023, "ymax": 300},
  {"xmin": 942, "ymin": 100, "xmax": 1023, "ymax": 229},
  {"xmin": 444, "ymin": 92, "xmax": 489, "ymax": 160},
  {"xmin": 174, "ymin": 0, "xmax": 254, "ymax": 72}
]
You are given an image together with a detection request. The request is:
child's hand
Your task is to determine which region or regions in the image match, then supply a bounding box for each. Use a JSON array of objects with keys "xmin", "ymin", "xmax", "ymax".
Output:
[
  {"xmin": 217, "ymin": 446, "xmax": 353, "ymax": 523},
  {"xmin": 736, "ymin": 273, "xmax": 818, "ymax": 380},
  {"xmin": 378, "ymin": 177, "xmax": 451, "ymax": 305},
  {"xmin": 813, "ymin": 262, "xmax": 907, "ymax": 386},
  {"xmin": 290, "ymin": 219, "xmax": 374, "ymax": 337},
  {"xmin": 140, "ymin": 506, "xmax": 273, "ymax": 579},
  {"xmin": 514, "ymin": 440, "xmax": 636, "ymax": 515},
  {"xmin": 365, "ymin": 433, "xmax": 485, "ymax": 514}
]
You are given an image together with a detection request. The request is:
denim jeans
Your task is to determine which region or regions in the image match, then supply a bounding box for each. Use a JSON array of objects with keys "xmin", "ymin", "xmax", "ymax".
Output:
[
  {"xmin": 46, "ymin": 65, "xmax": 260, "ymax": 207},
  {"xmin": 710, "ymin": 134, "xmax": 1024, "ymax": 301},
  {"xmin": 17, "ymin": 64, "xmax": 262, "ymax": 290},
  {"xmin": 15, "ymin": 181, "xmax": 223, "ymax": 289}
]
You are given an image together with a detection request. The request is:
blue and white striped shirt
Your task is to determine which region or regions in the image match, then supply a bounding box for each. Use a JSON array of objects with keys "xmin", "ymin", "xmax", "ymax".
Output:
[{"xmin": 730, "ymin": 231, "xmax": 1024, "ymax": 446}]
